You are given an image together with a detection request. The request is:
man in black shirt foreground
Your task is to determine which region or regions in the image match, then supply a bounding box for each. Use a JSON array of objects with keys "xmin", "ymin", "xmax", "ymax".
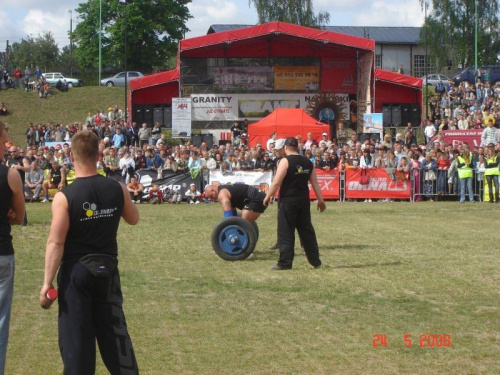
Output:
[
  {"xmin": 40, "ymin": 130, "xmax": 140, "ymax": 374},
  {"xmin": 264, "ymin": 137, "xmax": 326, "ymax": 270},
  {"xmin": 204, "ymin": 183, "xmax": 267, "ymax": 223}
]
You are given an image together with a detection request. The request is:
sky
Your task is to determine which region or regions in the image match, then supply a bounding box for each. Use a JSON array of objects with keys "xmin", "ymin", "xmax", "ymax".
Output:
[{"xmin": 0, "ymin": 0, "xmax": 426, "ymax": 51}]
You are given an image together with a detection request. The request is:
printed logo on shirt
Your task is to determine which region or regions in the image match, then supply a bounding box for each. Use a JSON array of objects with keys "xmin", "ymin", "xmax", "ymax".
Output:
[
  {"xmin": 295, "ymin": 165, "xmax": 310, "ymax": 175},
  {"xmin": 81, "ymin": 202, "xmax": 117, "ymax": 221}
]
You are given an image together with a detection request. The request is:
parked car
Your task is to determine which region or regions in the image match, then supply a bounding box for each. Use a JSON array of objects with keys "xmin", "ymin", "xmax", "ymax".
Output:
[
  {"xmin": 422, "ymin": 74, "xmax": 450, "ymax": 86},
  {"xmin": 100, "ymin": 71, "xmax": 144, "ymax": 87},
  {"xmin": 452, "ymin": 66, "xmax": 500, "ymax": 86},
  {"xmin": 42, "ymin": 73, "xmax": 83, "ymax": 87}
]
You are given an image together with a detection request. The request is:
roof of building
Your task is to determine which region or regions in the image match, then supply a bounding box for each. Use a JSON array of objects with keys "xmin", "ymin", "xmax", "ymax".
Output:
[{"xmin": 208, "ymin": 25, "xmax": 421, "ymax": 45}]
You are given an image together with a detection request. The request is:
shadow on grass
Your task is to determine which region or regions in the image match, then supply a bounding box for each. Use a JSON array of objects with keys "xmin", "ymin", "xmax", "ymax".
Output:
[{"xmin": 321, "ymin": 244, "xmax": 374, "ymax": 251}]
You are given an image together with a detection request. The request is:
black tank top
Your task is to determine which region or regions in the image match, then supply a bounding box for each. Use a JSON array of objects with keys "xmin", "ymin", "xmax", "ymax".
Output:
[
  {"xmin": 0, "ymin": 165, "xmax": 13, "ymax": 256},
  {"xmin": 62, "ymin": 174, "xmax": 124, "ymax": 261},
  {"xmin": 218, "ymin": 184, "xmax": 254, "ymax": 210},
  {"xmin": 50, "ymin": 166, "xmax": 62, "ymax": 185},
  {"xmin": 280, "ymin": 154, "xmax": 313, "ymax": 200}
]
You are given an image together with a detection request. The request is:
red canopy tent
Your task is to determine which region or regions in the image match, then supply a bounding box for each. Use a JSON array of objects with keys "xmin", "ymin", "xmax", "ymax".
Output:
[
  {"xmin": 374, "ymin": 69, "xmax": 423, "ymax": 113},
  {"xmin": 248, "ymin": 108, "xmax": 330, "ymax": 149},
  {"xmin": 130, "ymin": 69, "xmax": 179, "ymax": 105}
]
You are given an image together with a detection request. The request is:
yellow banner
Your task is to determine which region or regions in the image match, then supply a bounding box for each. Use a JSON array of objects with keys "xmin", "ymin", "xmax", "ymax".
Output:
[{"xmin": 273, "ymin": 66, "xmax": 319, "ymax": 91}]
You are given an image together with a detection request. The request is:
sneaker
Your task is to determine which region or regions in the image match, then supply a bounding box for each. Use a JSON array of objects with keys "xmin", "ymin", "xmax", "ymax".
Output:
[
  {"xmin": 41, "ymin": 198, "xmax": 49, "ymax": 203},
  {"xmin": 269, "ymin": 244, "xmax": 279, "ymax": 250},
  {"xmin": 270, "ymin": 265, "xmax": 291, "ymax": 271},
  {"xmin": 195, "ymin": 201, "xmax": 200, "ymax": 204}
]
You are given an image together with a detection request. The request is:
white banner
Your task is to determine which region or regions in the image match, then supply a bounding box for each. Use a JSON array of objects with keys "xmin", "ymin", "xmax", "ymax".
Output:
[
  {"xmin": 172, "ymin": 98, "xmax": 192, "ymax": 137},
  {"xmin": 209, "ymin": 170, "xmax": 272, "ymax": 192},
  {"xmin": 191, "ymin": 93, "xmax": 349, "ymax": 122},
  {"xmin": 212, "ymin": 67, "xmax": 274, "ymax": 91}
]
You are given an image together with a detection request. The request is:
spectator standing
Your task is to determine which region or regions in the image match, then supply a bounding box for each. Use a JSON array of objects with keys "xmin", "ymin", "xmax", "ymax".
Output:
[
  {"xmin": 138, "ymin": 123, "xmax": 151, "ymax": 148},
  {"xmin": 13, "ymin": 67, "xmax": 22, "ymax": 88},
  {"xmin": 7, "ymin": 146, "xmax": 30, "ymax": 225},
  {"xmin": 424, "ymin": 121, "xmax": 437, "ymax": 143},
  {"xmin": 34, "ymin": 66, "xmax": 42, "ymax": 81},
  {"xmin": 481, "ymin": 119, "xmax": 497, "ymax": 147},
  {"xmin": 0, "ymin": 121, "xmax": 25, "ymax": 375},
  {"xmin": 484, "ymin": 146, "xmax": 499, "ymax": 203},
  {"xmin": 24, "ymin": 66, "xmax": 31, "ymax": 82},
  {"xmin": 436, "ymin": 151, "xmax": 451, "ymax": 197},
  {"xmin": 151, "ymin": 122, "xmax": 162, "ymax": 145}
]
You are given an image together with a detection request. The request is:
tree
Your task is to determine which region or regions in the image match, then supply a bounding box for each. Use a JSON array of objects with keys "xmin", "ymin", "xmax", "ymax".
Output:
[
  {"xmin": 9, "ymin": 33, "xmax": 60, "ymax": 71},
  {"xmin": 249, "ymin": 0, "xmax": 330, "ymax": 27},
  {"xmin": 420, "ymin": 0, "xmax": 500, "ymax": 72},
  {"xmin": 73, "ymin": 0, "xmax": 191, "ymax": 73}
]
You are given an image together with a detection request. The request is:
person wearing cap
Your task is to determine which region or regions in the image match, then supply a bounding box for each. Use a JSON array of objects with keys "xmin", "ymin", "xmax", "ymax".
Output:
[
  {"xmin": 321, "ymin": 133, "xmax": 332, "ymax": 148},
  {"xmin": 263, "ymin": 137, "xmax": 325, "ymax": 270},
  {"xmin": 204, "ymin": 183, "xmax": 268, "ymax": 223},
  {"xmin": 185, "ymin": 183, "xmax": 202, "ymax": 204}
]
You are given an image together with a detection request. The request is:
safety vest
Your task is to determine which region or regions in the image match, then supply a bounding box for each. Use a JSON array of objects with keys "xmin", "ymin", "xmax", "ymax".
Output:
[
  {"xmin": 485, "ymin": 155, "xmax": 500, "ymax": 176},
  {"xmin": 457, "ymin": 155, "xmax": 473, "ymax": 179}
]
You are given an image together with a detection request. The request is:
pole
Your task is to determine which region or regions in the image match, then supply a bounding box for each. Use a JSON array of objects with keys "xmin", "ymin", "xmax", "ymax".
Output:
[
  {"xmin": 424, "ymin": 1, "xmax": 428, "ymax": 119},
  {"xmin": 99, "ymin": 0, "xmax": 102, "ymax": 86},
  {"xmin": 474, "ymin": 0, "xmax": 478, "ymax": 71},
  {"xmin": 124, "ymin": 0, "xmax": 128, "ymax": 124},
  {"xmin": 69, "ymin": 10, "xmax": 73, "ymax": 76}
]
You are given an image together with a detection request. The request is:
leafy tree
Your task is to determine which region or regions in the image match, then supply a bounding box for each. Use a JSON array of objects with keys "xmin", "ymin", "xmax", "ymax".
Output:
[
  {"xmin": 73, "ymin": 0, "xmax": 191, "ymax": 73},
  {"xmin": 249, "ymin": 0, "xmax": 330, "ymax": 27},
  {"xmin": 420, "ymin": 0, "xmax": 500, "ymax": 71},
  {"xmin": 9, "ymin": 33, "xmax": 60, "ymax": 71}
]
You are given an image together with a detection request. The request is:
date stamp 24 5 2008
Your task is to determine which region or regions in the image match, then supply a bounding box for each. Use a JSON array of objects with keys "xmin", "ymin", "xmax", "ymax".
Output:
[{"xmin": 372, "ymin": 334, "xmax": 451, "ymax": 348}]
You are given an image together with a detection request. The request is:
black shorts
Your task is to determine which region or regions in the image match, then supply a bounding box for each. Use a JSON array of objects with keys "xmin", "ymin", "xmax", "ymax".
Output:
[{"xmin": 243, "ymin": 190, "xmax": 267, "ymax": 213}]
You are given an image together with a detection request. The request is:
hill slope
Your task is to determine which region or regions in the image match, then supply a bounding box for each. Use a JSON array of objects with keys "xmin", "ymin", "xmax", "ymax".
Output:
[{"xmin": 0, "ymin": 86, "xmax": 126, "ymax": 146}]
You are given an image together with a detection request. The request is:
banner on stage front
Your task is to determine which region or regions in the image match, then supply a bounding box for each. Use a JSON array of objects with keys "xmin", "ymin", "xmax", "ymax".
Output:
[
  {"xmin": 209, "ymin": 170, "xmax": 272, "ymax": 192},
  {"xmin": 345, "ymin": 168, "xmax": 410, "ymax": 199},
  {"xmin": 212, "ymin": 67, "xmax": 273, "ymax": 91},
  {"xmin": 273, "ymin": 66, "xmax": 319, "ymax": 91},
  {"xmin": 309, "ymin": 169, "xmax": 340, "ymax": 200},
  {"xmin": 172, "ymin": 98, "xmax": 192, "ymax": 137}
]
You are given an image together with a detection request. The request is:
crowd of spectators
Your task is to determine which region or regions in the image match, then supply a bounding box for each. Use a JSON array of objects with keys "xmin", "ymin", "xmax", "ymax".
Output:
[{"xmin": 2, "ymin": 88, "xmax": 500, "ymax": 204}]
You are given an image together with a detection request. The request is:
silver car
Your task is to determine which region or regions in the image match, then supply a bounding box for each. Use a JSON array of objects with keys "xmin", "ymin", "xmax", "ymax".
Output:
[
  {"xmin": 422, "ymin": 74, "xmax": 450, "ymax": 86},
  {"xmin": 42, "ymin": 73, "xmax": 83, "ymax": 87},
  {"xmin": 100, "ymin": 71, "xmax": 144, "ymax": 87}
]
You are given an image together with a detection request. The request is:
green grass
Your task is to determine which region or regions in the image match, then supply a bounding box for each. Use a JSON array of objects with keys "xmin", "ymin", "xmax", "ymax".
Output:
[
  {"xmin": 6, "ymin": 202, "xmax": 500, "ymax": 374},
  {"xmin": 0, "ymin": 86, "xmax": 126, "ymax": 146}
]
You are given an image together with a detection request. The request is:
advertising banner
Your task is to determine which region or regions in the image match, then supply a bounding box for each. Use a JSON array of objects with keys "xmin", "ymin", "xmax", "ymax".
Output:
[
  {"xmin": 273, "ymin": 66, "xmax": 320, "ymax": 91},
  {"xmin": 345, "ymin": 168, "xmax": 410, "ymax": 199},
  {"xmin": 356, "ymin": 52, "xmax": 373, "ymax": 132},
  {"xmin": 428, "ymin": 129, "xmax": 483, "ymax": 149},
  {"xmin": 191, "ymin": 93, "xmax": 349, "ymax": 122},
  {"xmin": 309, "ymin": 169, "xmax": 340, "ymax": 200},
  {"xmin": 363, "ymin": 113, "xmax": 383, "ymax": 139},
  {"xmin": 172, "ymin": 98, "xmax": 192, "ymax": 137},
  {"xmin": 321, "ymin": 58, "xmax": 356, "ymax": 93},
  {"xmin": 212, "ymin": 67, "xmax": 274, "ymax": 91},
  {"xmin": 209, "ymin": 170, "xmax": 272, "ymax": 192},
  {"xmin": 135, "ymin": 170, "xmax": 200, "ymax": 200}
]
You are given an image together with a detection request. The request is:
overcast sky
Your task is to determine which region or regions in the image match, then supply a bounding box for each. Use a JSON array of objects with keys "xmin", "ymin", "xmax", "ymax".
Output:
[{"xmin": 0, "ymin": 0, "xmax": 425, "ymax": 51}]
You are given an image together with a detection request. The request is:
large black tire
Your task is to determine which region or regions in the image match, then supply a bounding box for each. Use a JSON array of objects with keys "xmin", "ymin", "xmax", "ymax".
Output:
[
  {"xmin": 212, "ymin": 217, "xmax": 257, "ymax": 261},
  {"xmin": 250, "ymin": 221, "xmax": 259, "ymax": 241}
]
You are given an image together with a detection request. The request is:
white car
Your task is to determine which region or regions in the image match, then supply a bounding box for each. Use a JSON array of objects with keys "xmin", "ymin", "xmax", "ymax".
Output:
[
  {"xmin": 100, "ymin": 71, "xmax": 144, "ymax": 87},
  {"xmin": 422, "ymin": 74, "xmax": 450, "ymax": 86},
  {"xmin": 42, "ymin": 73, "xmax": 83, "ymax": 87}
]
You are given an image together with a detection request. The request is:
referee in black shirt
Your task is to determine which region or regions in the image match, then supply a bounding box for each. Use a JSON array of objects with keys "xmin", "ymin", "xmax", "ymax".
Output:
[
  {"xmin": 40, "ymin": 131, "xmax": 139, "ymax": 374},
  {"xmin": 264, "ymin": 137, "xmax": 326, "ymax": 270}
]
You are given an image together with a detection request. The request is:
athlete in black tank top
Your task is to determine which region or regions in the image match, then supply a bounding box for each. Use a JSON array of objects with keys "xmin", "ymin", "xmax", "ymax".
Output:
[
  {"xmin": 204, "ymin": 183, "xmax": 268, "ymax": 223},
  {"xmin": 40, "ymin": 130, "xmax": 139, "ymax": 374},
  {"xmin": 264, "ymin": 137, "xmax": 326, "ymax": 270}
]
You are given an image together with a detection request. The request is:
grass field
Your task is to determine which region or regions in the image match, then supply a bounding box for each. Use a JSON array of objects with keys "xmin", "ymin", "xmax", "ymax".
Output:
[
  {"xmin": 0, "ymin": 86, "xmax": 126, "ymax": 146},
  {"xmin": 5, "ymin": 202, "xmax": 499, "ymax": 374}
]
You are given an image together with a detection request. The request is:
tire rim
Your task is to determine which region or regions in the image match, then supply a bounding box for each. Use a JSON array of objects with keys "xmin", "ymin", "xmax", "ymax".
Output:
[{"xmin": 219, "ymin": 225, "xmax": 249, "ymax": 255}]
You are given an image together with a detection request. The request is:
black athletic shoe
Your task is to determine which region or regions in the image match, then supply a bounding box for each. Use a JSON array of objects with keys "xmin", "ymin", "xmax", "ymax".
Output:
[
  {"xmin": 269, "ymin": 244, "xmax": 279, "ymax": 250},
  {"xmin": 270, "ymin": 265, "xmax": 291, "ymax": 271}
]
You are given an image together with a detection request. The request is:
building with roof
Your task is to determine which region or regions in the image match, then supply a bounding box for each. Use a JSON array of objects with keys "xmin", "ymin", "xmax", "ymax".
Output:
[{"xmin": 208, "ymin": 25, "xmax": 426, "ymax": 77}]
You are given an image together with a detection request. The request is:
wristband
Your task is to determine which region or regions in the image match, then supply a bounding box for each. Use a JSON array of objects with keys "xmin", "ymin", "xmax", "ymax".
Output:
[{"xmin": 223, "ymin": 210, "xmax": 236, "ymax": 218}]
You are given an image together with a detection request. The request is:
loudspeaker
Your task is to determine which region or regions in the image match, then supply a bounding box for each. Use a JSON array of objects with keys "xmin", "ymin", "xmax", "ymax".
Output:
[
  {"xmin": 144, "ymin": 105, "xmax": 154, "ymax": 127},
  {"xmin": 410, "ymin": 104, "xmax": 421, "ymax": 127},
  {"xmin": 153, "ymin": 107, "xmax": 163, "ymax": 127},
  {"xmin": 133, "ymin": 105, "xmax": 144, "ymax": 125},
  {"xmin": 391, "ymin": 105, "xmax": 402, "ymax": 126},
  {"xmin": 401, "ymin": 104, "xmax": 412, "ymax": 126},
  {"xmin": 382, "ymin": 105, "xmax": 392, "ymax": 126},
  {"xmin": 358, "ymin": 133, "xmax": 371, "ymax": 143},
  {"xmin": 202, "ymin": 134, "xmax": 214, "ymax": 149},
  {"xmin": 191, "ymin": 134, "xmax": 202, "ymax": 147},
  {"xmin": 163, "ymin": 106, "xmax": 172, "ymax": 128}
]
